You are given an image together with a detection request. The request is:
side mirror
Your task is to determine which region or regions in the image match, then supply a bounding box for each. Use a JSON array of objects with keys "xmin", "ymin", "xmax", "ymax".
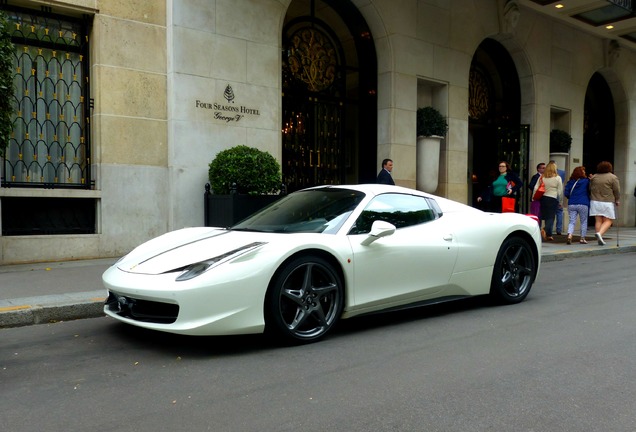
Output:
[{"xmin": 361, "ymin": 220, "xmax": 396, "ymax": 246}]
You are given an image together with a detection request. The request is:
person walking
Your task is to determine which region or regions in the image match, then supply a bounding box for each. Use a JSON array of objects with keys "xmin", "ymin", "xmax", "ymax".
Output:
[
  {"xmin": 377, "ymin": 158, "xmax": 395, "ymax": 185},
  {"xmin": 552, "ymin": 160, "xmax": 566, "ymax": 235},
  {"xmin": 564, "ymin": 166, "xmax": 590, "ymax": 244},
  {"xmin": 589, "ymin": 160, "xmax": 620, "ymax": 246},
  {"xmin": 528, "ymin": 162, "xmax": 545, "ymax": 219},
  {"xmin": 477, "ymin": 161, "xmax": 523, "ymax": 213},
  {"xmin": 532, "ymin": 161, "xmax": 562, "ymax": 241}
]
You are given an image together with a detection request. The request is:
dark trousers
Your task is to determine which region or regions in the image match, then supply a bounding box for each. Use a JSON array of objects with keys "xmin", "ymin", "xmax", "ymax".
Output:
[
  {"xmin": 540, "ymin": 196, "xmax": 558, "ymax": 236},
  {"xmin": 486, "ymin": 195, "xmax": 503, "ymax": 213}
]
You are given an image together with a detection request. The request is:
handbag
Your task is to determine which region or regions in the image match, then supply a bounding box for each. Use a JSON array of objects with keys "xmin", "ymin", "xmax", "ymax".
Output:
[
  {"xmin": 533, "ymin": 176, "xmax": 545, "ymax": 201},
  {"xmin": 501, "ymin": 196, "xmax": 516, "ymax": 213}
]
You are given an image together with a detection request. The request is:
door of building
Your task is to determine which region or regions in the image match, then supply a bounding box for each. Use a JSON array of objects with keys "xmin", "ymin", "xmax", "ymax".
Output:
[{"xmin": 282, "ymin": 0, "xmax": 377, "ymax": 192}]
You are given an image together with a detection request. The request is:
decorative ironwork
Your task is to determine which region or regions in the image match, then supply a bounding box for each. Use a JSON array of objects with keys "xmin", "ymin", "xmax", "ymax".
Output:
[
  {"xmin": 1, "ymin": 8, "xmax": 90, "ymax": 189},
  {"xmin": 469, "ymin": 67, "xmax": 490, "ymax": 121},
  {"xmin": 287, "ymin": 27, "xmax": 337, "ymax": 93},
  {"xmin": 497, "ymin": 125, "xmax": 530, "ymax": 213},
  {"xmin": 282, "ymin": 18, "xmax": 346, "ymax": 192},
  {"xmin": 282, "ymin": 98, "xmax": 343, "ymax": 192}
]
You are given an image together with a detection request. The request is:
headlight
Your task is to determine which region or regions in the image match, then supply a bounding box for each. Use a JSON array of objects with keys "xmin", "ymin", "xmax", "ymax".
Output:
[{"xmin": 174, "ymin": 242, "xmax": 266, "ymax": 281}]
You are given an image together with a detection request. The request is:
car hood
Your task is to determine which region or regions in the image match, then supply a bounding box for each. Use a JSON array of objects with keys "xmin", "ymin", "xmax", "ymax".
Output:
[{"xmin": 116, "ymin": 227, "xmax": 269, "ymax": 275}]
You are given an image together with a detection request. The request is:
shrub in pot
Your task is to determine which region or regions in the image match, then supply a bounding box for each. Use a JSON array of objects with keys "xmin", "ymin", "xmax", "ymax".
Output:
[
  {"xmin": 205, "ymin": 146, "xmax": 283, "ymax": 227},
  {"xmin": 208, "ymin": 145, "xmax": 282, "ymax": 195},
  {"xmin": 415, "ymin": 107, "xmax": 447, "ymax": 193},
  {"xmin": 549, "ymin": 129, "xmax": 572, "ymax": 153},
  {"xmin": 416, "ymin": 106, "xmax": 448, "ymax": 137}
]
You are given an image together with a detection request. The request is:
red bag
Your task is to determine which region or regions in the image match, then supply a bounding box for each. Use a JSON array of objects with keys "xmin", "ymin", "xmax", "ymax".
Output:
[
  {"xmin": 533, "ymin": 177, "xmax": 545, "ymax": 201},
  {"xmin": 502, "ymin": 196, "xmax": 516, "ymax": 213}
]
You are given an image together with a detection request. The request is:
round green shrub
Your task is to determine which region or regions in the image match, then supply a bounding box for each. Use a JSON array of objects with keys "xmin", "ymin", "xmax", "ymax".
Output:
[
  {"xmin": 208, "ymin": 145, "xmax": 281, "ymax": 195},
  {"xmin": 549, "ymin": 129, "xmax": 572, "ymax": 153},
  {"xmin": 416, "ymin": 106, "xmax": 448, "ymax": 137}
]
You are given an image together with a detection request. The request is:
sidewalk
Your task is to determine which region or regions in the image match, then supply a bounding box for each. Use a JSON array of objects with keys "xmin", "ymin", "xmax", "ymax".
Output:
[{"xmin": 2, "ymin": 228, "xmax": 636, "ymax": 329}]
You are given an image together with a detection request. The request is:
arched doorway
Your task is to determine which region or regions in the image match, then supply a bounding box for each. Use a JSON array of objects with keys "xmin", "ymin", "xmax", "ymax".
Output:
[
  {"xmin": 583, "ymin": 72, "xmax": 615, "ymax": 174},
  {"xmin": 282, "ymin": 0, "xmax": 377, "ymax": 192},
  {"xmin": 468, "ymin": 39, "xmax": 525, "ymax": 211}
]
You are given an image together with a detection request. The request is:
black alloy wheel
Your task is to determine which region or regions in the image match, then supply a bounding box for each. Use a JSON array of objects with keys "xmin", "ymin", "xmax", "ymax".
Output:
[
  {"xmin": 490, "ymin": 236, "xmax": 536, "ymax": 304},
  {"xmin": 267, "ymin": 255, "xmax": 344, "ymax": 343}
]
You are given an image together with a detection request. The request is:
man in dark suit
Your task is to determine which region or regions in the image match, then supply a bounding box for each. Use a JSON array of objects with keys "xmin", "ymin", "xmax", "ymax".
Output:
[
  {"xmin": 528, "ymin": 162, "xmax": 545, "ymax": 218},
  {"xmin": 377, "ymin": 158, "xmax": 395, "ymax": 185}
]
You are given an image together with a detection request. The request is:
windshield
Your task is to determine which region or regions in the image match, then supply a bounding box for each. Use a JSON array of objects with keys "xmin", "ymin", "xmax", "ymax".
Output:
[{"xmin": 232, "ymin": 188, "xmax": 366, "ymax": 234}]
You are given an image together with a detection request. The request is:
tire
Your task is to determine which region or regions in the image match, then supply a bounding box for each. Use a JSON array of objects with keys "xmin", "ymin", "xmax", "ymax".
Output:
[
  {"xmin": 490, "ymin": 236, "xmax": 536, "ymax": 304},
  {"xmin": 266, "ymin": 255, "xmax": 344, "ymax": 343}
]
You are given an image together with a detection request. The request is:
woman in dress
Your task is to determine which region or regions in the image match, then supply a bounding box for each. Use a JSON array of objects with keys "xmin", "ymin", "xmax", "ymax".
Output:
[
  {"xmin": 532, "ymin": 161, "xmax": 562, "ymax": 241},
  {"xmin": 564, "ymin": 166, "xmax": 590, "ymax": 244},
  {"xmin": 589, "ymin": 161, "xmax": 620, "ymax": 246}
]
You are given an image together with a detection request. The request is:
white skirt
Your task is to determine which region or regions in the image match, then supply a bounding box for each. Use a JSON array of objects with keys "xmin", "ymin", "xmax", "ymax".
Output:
[{"xmin": 589, "ymin": 200, "xmax": 616, "ymax": 219}]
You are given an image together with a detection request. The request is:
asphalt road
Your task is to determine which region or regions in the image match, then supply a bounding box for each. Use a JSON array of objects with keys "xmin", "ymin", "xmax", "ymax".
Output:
[{"xmin": 2, "ymin": 252, "xmax": 636, "ymax": 432}]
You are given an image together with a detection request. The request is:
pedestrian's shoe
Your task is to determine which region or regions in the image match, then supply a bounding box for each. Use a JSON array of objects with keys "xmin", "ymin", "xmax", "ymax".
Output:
[
  {"xmin": 541, "ymin": 229, "xmax": 546, "ymax": 241},
  {"xmin": 566, "ymin": 234, "xmax": 572, "ymax": 245},
  {"xmin": 595, "ymin": 232, "xmax": 606, "ymax": 246},
  {"xmin": 580, "ymin": 237, "xmax": 588, "ymax": 244}
]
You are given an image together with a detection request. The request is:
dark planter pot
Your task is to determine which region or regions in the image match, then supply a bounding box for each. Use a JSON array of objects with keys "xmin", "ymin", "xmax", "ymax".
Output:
[{"xmin": 204, "ymin": 183, "xmax": 284, "ymax": 227}]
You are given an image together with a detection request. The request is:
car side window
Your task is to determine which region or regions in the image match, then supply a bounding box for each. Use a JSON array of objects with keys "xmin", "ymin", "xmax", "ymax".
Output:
[{"xmin": 348, "ymin": 193, "xmax": 439, "ymax": 235}]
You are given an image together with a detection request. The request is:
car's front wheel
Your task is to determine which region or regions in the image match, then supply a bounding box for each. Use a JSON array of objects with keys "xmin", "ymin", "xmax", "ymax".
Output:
[
  {"xmin": 490, "ymin": 236, "xmax": 536, "ymax": 304},
  {"xmin": 267, "ymin": 255, "xmax": 344, "ymax": 343}
]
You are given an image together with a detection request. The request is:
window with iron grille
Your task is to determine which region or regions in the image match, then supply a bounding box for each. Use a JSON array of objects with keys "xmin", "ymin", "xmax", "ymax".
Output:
[{"xmin": 1, "ymin": 7, "xmax": 91, "ymax": 189}]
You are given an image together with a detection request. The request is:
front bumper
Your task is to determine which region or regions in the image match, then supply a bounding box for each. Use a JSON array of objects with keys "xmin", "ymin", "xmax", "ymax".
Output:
[{"xmin": 102, "ymin": 265, "xmax": 267, "ymax": 336}]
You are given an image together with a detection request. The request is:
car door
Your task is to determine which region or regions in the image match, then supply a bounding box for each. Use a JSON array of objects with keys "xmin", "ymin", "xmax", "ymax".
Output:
[{"xmin": 347, "ymin": 193, "xmax": 459, "ymax": 310}]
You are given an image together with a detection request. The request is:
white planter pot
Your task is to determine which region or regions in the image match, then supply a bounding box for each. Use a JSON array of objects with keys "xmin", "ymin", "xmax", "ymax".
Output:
[
  {"xmin": 416, "ymin": 135, "xmax": 443, "ymax": 193},
  {"xmin": 549, "ymin": 152, "xmax": 569, "ymax": 175}
]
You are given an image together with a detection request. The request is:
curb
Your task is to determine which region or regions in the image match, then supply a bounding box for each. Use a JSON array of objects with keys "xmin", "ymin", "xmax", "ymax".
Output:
[
  {"xmin": 540, "ymin": 245, "xmax": 636, "ymax": 262},
  {"xmin": 0, "ymin": 291, "xmax": 106, "ymax": 329}
]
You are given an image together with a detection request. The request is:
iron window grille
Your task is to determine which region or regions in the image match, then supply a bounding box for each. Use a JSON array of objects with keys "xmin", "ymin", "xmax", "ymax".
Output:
[{"xmin": 1, "ymin": 6, "xmax": 92, "ymax": 189}]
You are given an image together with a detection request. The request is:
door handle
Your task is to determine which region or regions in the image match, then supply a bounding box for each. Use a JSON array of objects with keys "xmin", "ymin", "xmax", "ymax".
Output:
[{"xmin": 443, "ymin": 234, "xmax": 453, "ymax": 242}]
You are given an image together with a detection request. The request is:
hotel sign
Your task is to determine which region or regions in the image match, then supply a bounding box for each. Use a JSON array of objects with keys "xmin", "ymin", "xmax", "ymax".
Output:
[{"xmin": 195, "ymin": 84, "xmax": 261, "ymax": 124}]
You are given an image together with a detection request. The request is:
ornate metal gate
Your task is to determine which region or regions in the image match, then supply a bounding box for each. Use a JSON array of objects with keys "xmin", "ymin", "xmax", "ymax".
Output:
[
  {"xmin": 282, "ymin": 21, "xmax": 346, "ymax": 192},
  {"xmin": 497, "ymin": 125, "xmax": 530, "ymax": 213}
]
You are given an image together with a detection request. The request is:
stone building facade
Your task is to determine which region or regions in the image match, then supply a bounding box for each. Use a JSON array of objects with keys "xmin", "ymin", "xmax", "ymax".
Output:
[{"xmin": 1, "ymin": 0, "xmax": 635, "ymax": 264}]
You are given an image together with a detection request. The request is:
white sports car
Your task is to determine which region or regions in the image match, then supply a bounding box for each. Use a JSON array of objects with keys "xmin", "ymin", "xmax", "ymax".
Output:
[{"xmin": 103, "ymin": 184, "xmax": 541, "ymax": 343}]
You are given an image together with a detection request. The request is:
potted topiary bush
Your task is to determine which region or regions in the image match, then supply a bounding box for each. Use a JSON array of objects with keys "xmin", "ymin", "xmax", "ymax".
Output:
[
  {"xmin": 549, "ymin": 129, "xmax": 572, "ymax": 153},
  {"xmin": 416, "ymin": 107, "xmax": 448, "ymax": 193},
  {"xmin": 416, "ymin": 106, "xmax": 448, "ymax": 138},
  {"xmin": 208, "ymin": 145, "xmax": 281, "ymax": 195},
  {"xmin": 205, "ymin": 145, "xmax": 284, "ymax": 227}
]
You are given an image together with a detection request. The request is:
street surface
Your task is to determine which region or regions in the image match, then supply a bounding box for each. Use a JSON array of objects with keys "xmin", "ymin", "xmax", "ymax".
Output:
[{"xmin": 2, "ymin": 253, "xmax": 636, "ymax": 431}]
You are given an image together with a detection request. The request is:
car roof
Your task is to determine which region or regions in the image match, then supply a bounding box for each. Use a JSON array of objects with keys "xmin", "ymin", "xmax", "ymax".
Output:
[
  {"xmin": 302, "ymin": 184, "xmax": 478, "ymax": 214},
  {"xmin": 303, "ymin": 183, "xmax": 432, "ymax": 198}
]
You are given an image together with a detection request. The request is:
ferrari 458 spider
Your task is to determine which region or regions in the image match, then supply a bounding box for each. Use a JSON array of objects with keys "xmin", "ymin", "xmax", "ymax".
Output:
[{"xmin": 103, "ymin": 184, "xmax": 541, "ymax": 343}]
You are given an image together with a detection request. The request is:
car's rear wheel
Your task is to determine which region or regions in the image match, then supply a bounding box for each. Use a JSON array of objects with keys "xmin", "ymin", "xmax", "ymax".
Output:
[
  {"xmin": 267, "ymin": 255, "xmax": 343, "ymax": 343},
  {"xmin": 490, "ymin": 236, "xmax": 535, "ymax": 304}
]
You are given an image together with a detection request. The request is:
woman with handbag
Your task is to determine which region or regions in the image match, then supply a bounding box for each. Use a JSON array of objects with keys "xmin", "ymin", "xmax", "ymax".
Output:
[
  {"xmin": 564, "ymin": 166, "xmax": 590, "ymax": 244},
  {"xmin": 477, "ymin": 161, "xmax": 523, "ymax": 213},
  {"xmin": 528, "ymin": 162, "xmax": 546, "ymax": 219},
  {"xmin": 533, "ymin": 161, "xmax": 563, "ymax": 241}
]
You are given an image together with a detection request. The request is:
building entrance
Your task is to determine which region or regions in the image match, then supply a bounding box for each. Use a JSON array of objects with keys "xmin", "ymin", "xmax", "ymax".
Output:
[
  {"xmin": 469, "ymin": 39, "xmax": 524, "ymax": 211},
  {"xmin": 583, "ymin": 72, "xmax": 615, "ymax": 174},
  {"xmin": 282, "ymin": 0, "xmax": 377, "ymax": 192}
]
